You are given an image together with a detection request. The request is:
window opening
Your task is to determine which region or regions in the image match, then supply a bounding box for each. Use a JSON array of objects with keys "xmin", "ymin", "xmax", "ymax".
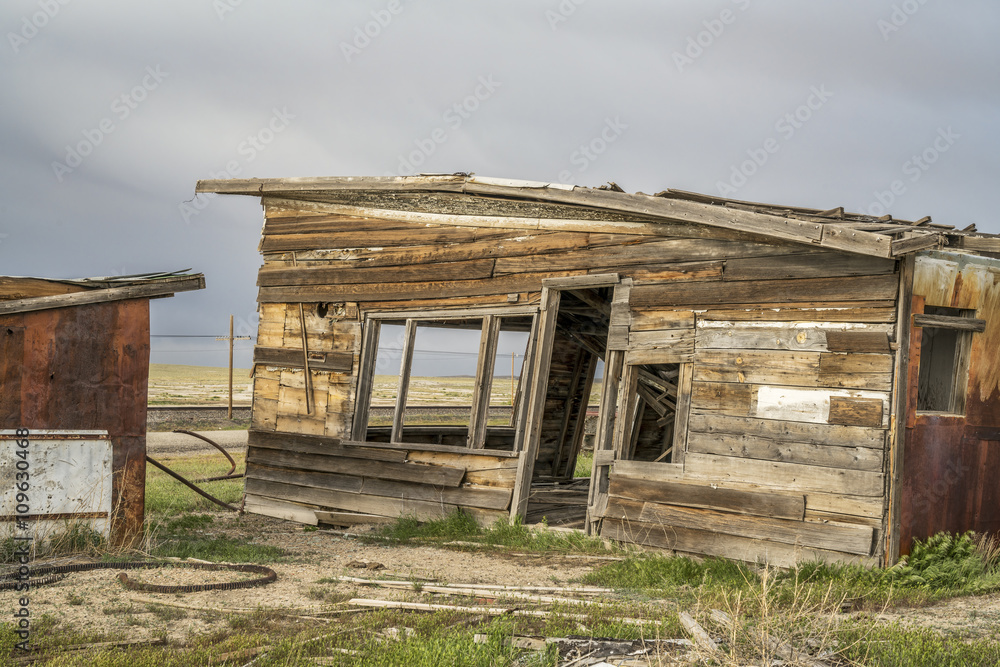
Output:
[{"xmin": 917, "ymin": 305, "xmax": 975, "ymax": 414}]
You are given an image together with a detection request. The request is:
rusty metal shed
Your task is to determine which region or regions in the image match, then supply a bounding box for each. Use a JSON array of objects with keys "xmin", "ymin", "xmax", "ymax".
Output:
[
  {"xmin": 0, "ymin": 271, "xmax": 205, "ymax": 545},
  {"xmin": 198, "ymin": 174, "xmax": 1000, "ymax": 567}
]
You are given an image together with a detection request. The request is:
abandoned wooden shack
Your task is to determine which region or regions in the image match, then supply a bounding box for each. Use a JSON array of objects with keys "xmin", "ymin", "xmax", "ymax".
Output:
[
  {"xmin": 197, "ymin": 174, "xmax": 1000, "ymax": 567},
  {"xmin": 0, "ymin": 271, "xmax": 205, "ymax": 545}
]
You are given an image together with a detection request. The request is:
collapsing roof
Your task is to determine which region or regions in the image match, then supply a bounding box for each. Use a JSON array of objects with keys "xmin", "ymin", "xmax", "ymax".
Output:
[
  {"xmin": 0, "ymin": 270, "xmax": 205, "ymax": 314},
  {"xmin": 197, "ymin": 174, "xmax": 1000, "ymax": 259},
  {"xmin": 198, "ymin": 174, "xmax": 1000, "ymax": 568}
]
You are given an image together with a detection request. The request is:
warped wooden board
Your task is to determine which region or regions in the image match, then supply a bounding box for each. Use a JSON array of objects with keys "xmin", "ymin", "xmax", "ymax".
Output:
[
  {"xmin": 696, "ymin": 326, "xmax": 829, "ymax": 351},
  {"xmin": 258, "ymin": 272, "xmax": 583, "ymax": 303},
  {"xmin": 695, "ymin": 305, "xmax": 898, "ymax": 323},
  {"xmin": 260, "ymin": 226, "xmax": 499, "ymax": 252},
  {"xmin": 246, "ymin": 447, "xmax": 466, "ymax": 487},
  {"xmin": 258, "ymin": 258, "xmax": 497, "ymax": 287},
  {"xmin": 248, "ymin": 430, "xmax": 408, "ymax": 462},
  {"xmin": 824, "ymin": 330, "xmax": 892, "ymax": 353},
  {"xmin": 724, "ymin": 253, "xmax": 896, "ymax": 282},
  {"xmin": 686, "ymin": 412, "xmax": 885, "ymax": 449},
  {"xmin": 637, "ymin": 500, "xmax": 874, "ymax": 555},
  {"xmin": 600, "ymin": 516, "xmax": 876, "ymax": 568},
  {"xmin": 683, "ymin": 452, "xmax": 885, "ymax": 497},
  {"xmin": 405, "ymin": 449, "xmax": 521, "ymax": 469},
  {"xmin": 625, "ymin": 347, "xmax": 694, "ymax": 365},
  {"xmin": 630, "ymin": 274, "xmax": 899, "ymax": 307},
  {"xmin": 245, "ymin": 478, "xmax": 506, "ymax": 526},
  {"xmin": 609, "ymin": 460, "xmax": 684, "ymax": 482},
  {"xmin": 690, "ymin": 381, "xmax": 753, "ymax": 416},
  {"xmin": 263, "ymin": 216, "xmax": 422, "ymax": 235},
  {"xmin": 244, "ymin": 494, "xmax": 318, "ymax": 525},
  {"xmin": 494, "ymin": 239, "xmax": 794, "ymax": 275},
  {"xmin": 686, "ymin": 431, "xmax": 884, "ymax": 472},
  {"xmin": 828, "ymin": 396, "xmax": 884, "ymax": 427},
  {"xmin": 607, "ymin": 474, "xmax": 805, "ymax": 520},
  {"xmin": 275, "ymin": 415, "xmax": 326, "ymax": 436},
  {"xmin": 692, "ymin": 350, "xmax": 893, "ymax": 391},
  {"xmin": 246, "ymin": 462, "xmax": 512, "ymax": 510}
]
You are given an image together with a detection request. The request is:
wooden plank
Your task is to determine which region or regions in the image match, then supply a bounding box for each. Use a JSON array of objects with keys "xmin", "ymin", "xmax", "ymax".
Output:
[
  {"xmin": 693, "ymin": 350, "xmax": 892, "ymax": 391},
  {"xmin": 600, "ymin": 516, "xmax": 874, "ymax": 568},
  {"xmin": 257, "ymin": 258, "xmax": 496, "ymax": 287},
  {"xmin": 637, "ymin": 501, "xmax": 874, "ymax": 555},
  {"xmin": 541, "ymin": 273, "xmax": 619, "ymax": 288},
  {"xmin": 697, "ymin": 326, "xmax": 828, "ymax": 351},
  {"xmin": 671, "ymin": 362, "xmax": 694, "ymax": 465},
  {"xmin": 682, "ymin": 452, "xmax": 885, "ymax": 497},
  {"xmin": 752, "ymin": 385, "xmax": 888, "ymax": 426},
  {"xmin": 828, "ymin": 397, "xmax": 884, "ymax": 427},
  {"xmin": 468, "ymin": 315, "xmax": 500, "ymax": 448},
  {"xmin": 244, "ymin": 494, "xmax": 318, "ymax": 525},
  {"xmin": 0, "ymin": 275, "xmax": 205, "ymax": 315},
  {"xmin": 825, "ymin": 330, "xmax": 891, "ymax": 353},
  {"xmin": 630, "ymin": 274, "xmax": 899, "ymax": 308},
  {"xmin": 913, "ymin": 313, "xmax": 986, "ymax": 332},
  {"xmin": 253, "ymin": 346, "xmax": 353, "ymax": 372},
  {"xmin": 686, "ymin": 431, "xmax": 883, "ymax": 471},
  {"xmin": 246, "ymin": 462, "xmax": 363, "ymax": 493},
  {"xmin": 406, "ymin": 449, "xmax": 520, "ymax": 469},
  {"xmin": 511, "ymin": 288, "xmax": 561, "ymax": 520},
  {"xmin": 697, "ymin": 306, "xmax": 898, "ymax": 323},
  {"xmin": 260, "ymin": 226, "xmax": 489, "ymax": 252},
  {"xmin": 586, "ymin": 348, "xmax": 625, "ymax": 533},
  {"xmin": 724, "ymin": 253, "xmax": 895, "ymax": 281},
  {"xmin": 495, "ymin": 239, "xmax": 796, "ymax": 275},
  {"xmin": 360, "ymin": 477, "xmax": 513, "ymax": 510},
  {"xmin": 628, "ymin": 329, "xmax": 696, "ymax": 351},
  {"xmin": 625, "ymin": 347, "xmax": 694, "ymax": 365},
  {"xmin": 686, "ymin": 412, "xmax": 885, "ymax": 449},
  {"xmin": 258, "ymin": 272, "xmax": 581, "ymax": 303},
  {"xmin": 690, "ymin": 381, "xmax": 752, "ymax": 416},
  {"xmin": 630, "ymin": 310, "xmax": 696, "ymax": 331},
  {"xmin": 248, "ymin": 431, "xmax": 408, "ymax": 462},
  {"xmin": 245, "ymin": 478, "xmax": 505, "ymax": 525},
  {"xmin": 391, "ymin": 319, "xmax": 417, "ymax": 443},
  {"xmin": 625, "ymin": 261, "xmax": 724, "ymax": 284},
  {"xmin": 607, "ymin": 475, "xmax": 804, "ymax": 520},
  {"xmin": 246, "ymin": 448, "xmax": 466, "ymax": 487},
  {"xmin": 886, "ymin": 254, "xmax": 915, "ymax": 565},
  {"xmin": 610, "ymin": 459, "xmax": 684, "ymax": 483},
  {"xmin": 351, "ymin": 319, "xmax": 380, "ymax": 441}
]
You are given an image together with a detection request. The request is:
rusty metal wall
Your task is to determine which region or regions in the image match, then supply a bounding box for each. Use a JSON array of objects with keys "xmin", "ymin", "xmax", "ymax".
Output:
[
  {"xmin": 0, "ymin": 299, "xmax": 150, "ymax": 545},
  {"xmin": 900, "ymin": 253, "xmax": 1000, "ymax": 553}
]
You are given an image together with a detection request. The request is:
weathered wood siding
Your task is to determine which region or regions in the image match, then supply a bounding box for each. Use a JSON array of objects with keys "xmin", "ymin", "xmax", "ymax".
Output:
[
  {"xmin": 244, "ymin": 431, "xmax": 516, "ymax": 526},
  {"xmin": 247, "ymin": 197, "xmax": 901, "ymax": 563},
  {"xmin": 596, "ymin": 249, "xmax": 899, "ymax": 567}
]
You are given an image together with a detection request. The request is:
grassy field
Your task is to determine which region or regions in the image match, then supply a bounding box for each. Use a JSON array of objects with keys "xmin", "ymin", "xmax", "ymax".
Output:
[
  {"xmin": 150, "ymin": 364, "xmax": 604, "ymax": 407},
  {"xmin": 148, "ymin": 364, "xmax": 254, "ymax": 406}
]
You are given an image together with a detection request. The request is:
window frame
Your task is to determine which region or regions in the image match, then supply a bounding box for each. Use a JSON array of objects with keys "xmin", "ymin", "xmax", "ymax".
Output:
[{"xmin": 913, "ymin": 307, "xmax": 985, "ymax": 416}]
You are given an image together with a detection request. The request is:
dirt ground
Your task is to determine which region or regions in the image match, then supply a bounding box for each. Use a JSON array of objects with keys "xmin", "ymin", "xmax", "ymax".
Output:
[{"xmin": 1, "ymin": 512, "xmax": 610, "ymax": 646}]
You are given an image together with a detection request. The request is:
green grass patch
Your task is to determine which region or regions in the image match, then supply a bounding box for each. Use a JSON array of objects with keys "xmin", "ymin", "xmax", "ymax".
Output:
[
  {"xmin": 148, "ymin": 512, "xmax": 283, "ymax": 563},
  {"xmin": 144, "ymin": 453, "xmax": 245, "ymax": 517},
  {"xmin": 837, "ymin": 621, "xmax": 1000, "ymax": 666},
  {"xmin": 370, "ymin": 510, "xmax": 612, "ymax": 555},
  {"xmin": 573, "ymin": 451, "xmax": 593, "ymax": 478}
]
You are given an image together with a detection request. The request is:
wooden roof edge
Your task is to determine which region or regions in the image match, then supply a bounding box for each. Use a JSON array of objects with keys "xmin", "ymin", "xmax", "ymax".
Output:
[{"xmin": 0, "ymin": 274, "xmax": 205, "ymax": 316}]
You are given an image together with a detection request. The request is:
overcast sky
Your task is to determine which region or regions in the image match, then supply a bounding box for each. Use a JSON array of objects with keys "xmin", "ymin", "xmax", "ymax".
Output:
[{"xmin": 2, "ymin": 1, "xmax": 998, "ymax": 371}]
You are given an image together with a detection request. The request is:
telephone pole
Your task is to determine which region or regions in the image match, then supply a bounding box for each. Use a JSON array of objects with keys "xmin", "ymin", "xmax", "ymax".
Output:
[{"xmin": 216, "ymin": 315, "xmax": 251, "ymax": 419}]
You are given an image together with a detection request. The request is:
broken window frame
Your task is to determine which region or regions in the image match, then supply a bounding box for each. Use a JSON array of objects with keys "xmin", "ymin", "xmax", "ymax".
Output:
[
  {"xmin": 913, "ymin": 306, "xmax": 985, "ymax": 416},
  {"xmin": 351, "ymin": 306, "xmax": 538, "ymax": 447}
]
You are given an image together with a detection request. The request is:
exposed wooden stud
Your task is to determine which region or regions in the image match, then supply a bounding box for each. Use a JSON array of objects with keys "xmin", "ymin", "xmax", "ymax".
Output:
[
  {"xmin": 467, "ymin": 315, "xmax": 501, "ymax": 449},
  {"xmin": 390, "ymin": 319, "xmax": 417, "ymax": 443}
]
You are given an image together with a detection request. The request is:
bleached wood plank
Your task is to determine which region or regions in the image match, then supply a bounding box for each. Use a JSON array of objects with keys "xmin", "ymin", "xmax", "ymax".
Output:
[
  {"xmin": 683, "ymin": 452, "xmax": 884, "ymax": 497},
  {"xmin": 687, "ymin": 412, "xmax": 885, "ymax": 449},
  {"xmin": 607, "ymin": 475, "xmax": 804, "ymax": 520},
  {"xmin": 637, "ymin": 501, "xmax": 874, "ymax": 555},
  {"xmin": 244, "ymin": 494, "xmax": 318, "ymax": 525},
  {"xmin": 686, "ymin": 431, "xmax": 884, "ymax": 471}
]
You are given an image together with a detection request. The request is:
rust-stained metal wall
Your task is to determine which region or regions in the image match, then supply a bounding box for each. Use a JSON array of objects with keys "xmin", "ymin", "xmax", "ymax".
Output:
[
  {"xmin": 0, "ymin": 299, "xmax": 150, "ymax": 545},
  {"xmin": 900, "ymin": 251, "xmax": 1000, "ymax": 553}
]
